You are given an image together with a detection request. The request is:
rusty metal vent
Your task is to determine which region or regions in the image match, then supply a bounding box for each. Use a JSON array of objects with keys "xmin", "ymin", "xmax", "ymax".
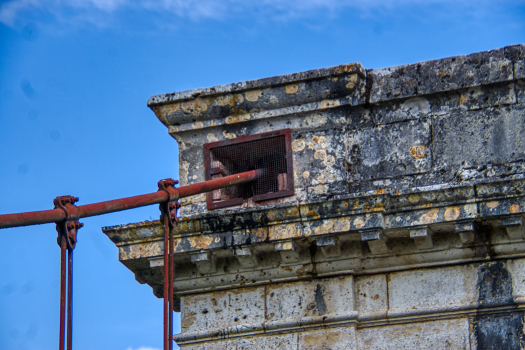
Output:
[{"xmin": 204, "ymin": 129, "xmax": 294, "ymax": 209}]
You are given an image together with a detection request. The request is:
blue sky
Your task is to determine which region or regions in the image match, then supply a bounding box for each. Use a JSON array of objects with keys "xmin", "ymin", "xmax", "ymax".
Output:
[{"xmin": 0, "ymin": 1, "xmax": 524, "ymax": 349}]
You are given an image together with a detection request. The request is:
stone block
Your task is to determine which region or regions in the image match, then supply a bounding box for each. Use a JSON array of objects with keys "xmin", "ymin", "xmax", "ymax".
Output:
[
  {"xmin": 180, "ymin": 287, "xmax": 265, "ymax": 333},
  {"xmin": 356, "ymin": 318, "xmax": 470, "ymax": 349},
  {"xmin": 356, "ymin": 274, "xmax": 388, "ymax": 318},
  {"xmin": 298, "ymin": 326, "xmax": 357, "ymax": 350},
  {"xmin": 266, "ymin": 276, "xmax": 354, "ymax": 322},
  {"xmin": 432, "ymin": 106, "xmax": 525, "ymax": 171},
  {"xmin": 347, "ymin": 120, "xmax": 431, "ymax": 182},
  {"xmin": 388, "ymin": 265, "xmax": 478, "ymax": 315},
  {"xmin": 507, "ymin": 258, "xmax": 525, "ymax": 301},
  {"xmin": 370, "ymin": 46, "xmax": 514, "ymax": 103}
]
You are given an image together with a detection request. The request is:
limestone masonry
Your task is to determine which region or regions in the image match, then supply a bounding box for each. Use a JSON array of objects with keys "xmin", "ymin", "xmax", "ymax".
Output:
[{"xmin": 103, "ymin": 45, "xmax": 525, "ymax": 349}]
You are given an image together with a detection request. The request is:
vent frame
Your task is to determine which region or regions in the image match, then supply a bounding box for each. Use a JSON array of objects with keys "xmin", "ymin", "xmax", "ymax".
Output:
[{"xmin": 203, "ymin": 129, "xmax": 294, "ymax": 210}]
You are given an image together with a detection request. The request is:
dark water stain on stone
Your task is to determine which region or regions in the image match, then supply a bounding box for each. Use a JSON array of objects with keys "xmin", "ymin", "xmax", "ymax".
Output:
[
  {"xmin": 474, "ymin": 261, "xmax": 525, "ymax": 349},
  {"xmin": 314, "ymin": 283, "xmax": 327, "ymax": 315}
]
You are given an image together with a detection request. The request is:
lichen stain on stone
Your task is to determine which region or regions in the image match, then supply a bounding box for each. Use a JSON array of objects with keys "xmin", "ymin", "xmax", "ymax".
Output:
[
  {"xmin": 245, "ymin": 89, "xmax": 263, "ymax": 102},
  {"xmin": 408, "ymin": 194, "xmax": 419, "ymax": 204},
  {"xmin": 181, "ymin": 311, "xmax": 196, "ymax": 329},
  {"xmin": 444, "ymin": 206, "xmax": 461, "ymax": 221},
  {"xmin": 286, "ymin": 207, "xmax": 299, "ymax": 217},
  {"xmin": 345, "ymin": 74, "xmax": 358, "ymax": 89},
  {"xmin": 486, "ymin": 201, "xmax": 499, "ymax": 209},
  {"xmin": 285, "ymin": 84, "xmax": 299, "ymax": 94},
  {"xmin": 191, "ymin": 121, "xmax": 204, "ymax": 129},
  {"xmin": 312, "ymin": 136, "xmax": 325, "ymax": 145},
  {"xmin": 207, "ymin": 133, "xmax": 218, "ymax": 142},
  {"xmin": 225, "ymin": 113, "xmax": 250, "ymax": 124},
  {"xmin": 365, "ymin": 202, "xmax": 385, "ymax": 213},
  {"xmin": 222, "ymin": 130, "xmax": 236, "ymax": 139},
  {"xmin": 460, "ymin": 95, "xmax": 469, "ymax": 104},
  {"xmin": 323, "ymin": 155, "xmax": 336, "ymax": 167},
  {"xmin": 189, "ymin": 235, "xmax": 214, "ymax": 249},
  {"xmin": 308, "ymin": 209, "xmax": 320, "ymax": 220},
  {"xmin": 128, "ymin": 242, "xmax": 161, "ymax": 259},
  {"xmin": 410, "ymin": 145, "xmax": 427, "ymax": 159},
  {"xmin": 308, "ymin": 184, "xmax": 328, "ymax": 195},
  {"xmin": 292, "ymin": 139, "xmax": 306, "ymax": 152},
  {"xmin": 419, "ymin": 209, "xmax": 439, "ymax": 225},
  {"xmin": 510, "ymin": 204, "xmax": 520, "ymax": 213},
  {"xmin": 375, "ymin": 189, "xmax": 387, "ymax": 195},
  {"xmin": 180, "ymin": 161, "xmax": 190, "ymax": 186},
  {"xmin": 314, "ymin": 150, "xmax": 327, "ymax": 160},
  {"xmin": 214, "ymin": 94, "xmax": 236, "ymax": 107},
  {"xmin": 320, "ymin": 99, "xmax": 341, "ymax": 109},
  {"xmin": 333, "ymin": 63, "xmax": 356, "ymax": 74},
  {"xmin": 308, "ymin": 142, "xmax": 314, "ymax": 150},
  {"xmin": 269, "ymin": 224, "xmax": 302, "ymax": 240},
  {"xmin": 302, "ymin": 171, "xmax": 310, "ymax": 179},
  {"xmin": 181, "ymin": 99, "xmax": 209, "ymax": 116},
  {"xmin": 353, "ymin": 216, "xmax": 367, "ymax": 229},
  {"xmin": 314, "ymin": 217, "xmax": 351, "ymax": 235}
]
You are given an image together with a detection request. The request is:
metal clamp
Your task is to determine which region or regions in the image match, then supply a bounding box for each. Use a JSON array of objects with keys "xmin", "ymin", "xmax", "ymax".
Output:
[
  {"xmin": 157, "ymin": 179, "xmax": 181, "ymax": 227},
  {"xmin": 54, "ymin": 196, "xmax": 83, "ymax": 250}
]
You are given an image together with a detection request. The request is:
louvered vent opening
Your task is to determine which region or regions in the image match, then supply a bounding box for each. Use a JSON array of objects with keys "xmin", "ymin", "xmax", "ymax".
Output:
[{"xmin": 204, "ymin": 129, "xmax": 294, "ymax": 209}]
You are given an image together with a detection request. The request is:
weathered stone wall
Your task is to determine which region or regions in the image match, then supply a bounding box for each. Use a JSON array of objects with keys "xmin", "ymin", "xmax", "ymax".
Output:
[{"xmin": 103, "ymin": 45, "xmax": 525, "ymax": 349}]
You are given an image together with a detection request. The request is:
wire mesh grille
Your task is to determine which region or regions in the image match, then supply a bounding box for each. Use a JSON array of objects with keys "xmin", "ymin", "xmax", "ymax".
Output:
[{"xmin": 210, "ymin": 135, "xmax": 288, "ymax": 200}]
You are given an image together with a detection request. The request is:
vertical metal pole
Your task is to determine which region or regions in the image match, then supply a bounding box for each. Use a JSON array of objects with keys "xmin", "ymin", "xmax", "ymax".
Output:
[
  {"xmin": 67, "ymin": 249, "xmax": 73, "ymax": 350},
  {"xmin": 168, "ymin": 220, "xmax": 174, "ymax": 350},
  {"xmin": 163, "ymin": 214, "xmax": 169, "ymax": 350},
  {"xmin": 59, "ymin": 237, "xmax": 67, "ymax": 350}
]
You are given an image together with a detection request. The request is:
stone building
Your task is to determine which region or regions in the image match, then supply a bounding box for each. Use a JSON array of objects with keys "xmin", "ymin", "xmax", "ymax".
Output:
[{"xmin": 103, "ymin": 45, "xmax": 525, "ymax": 349}]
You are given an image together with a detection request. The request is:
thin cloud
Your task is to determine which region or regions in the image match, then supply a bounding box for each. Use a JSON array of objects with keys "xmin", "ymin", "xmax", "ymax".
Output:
[{"xmin": 0, "ymin": 0, "xmax": 502, "ymax": 27}]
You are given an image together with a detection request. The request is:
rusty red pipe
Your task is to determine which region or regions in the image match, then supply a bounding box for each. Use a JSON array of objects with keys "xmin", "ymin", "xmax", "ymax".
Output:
[{"xmin": 0, "ymin": 169, "xmax": 262, "ymax": 229}]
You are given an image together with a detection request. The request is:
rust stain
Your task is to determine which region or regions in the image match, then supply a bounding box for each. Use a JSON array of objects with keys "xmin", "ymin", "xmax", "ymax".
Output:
[
  {"xmin": 444, "ymin": 206, "xmax": 461, "ymax": 221},
  {"xmin": 281, "ymin": 266, "xmax": 293, "ymax": 272},
  {"xmin": 296, "ymin": 264, "xmax": 309, "ymax": 276},
  {"xmin": 510, "ymin": 204, "xmax": 520, "ymax": 213},
  {"xmin": 410, "ymin": 145, "xmax": 427, "ymax": 159},
  {"xmin": 373, "ymin": 294, "xmax": 380, "ymax": 300},
  {"xmin": 375, "ymin": 189, "xmax": 387, "ymax": 195},
  {"xmin": 285, "ymin": 84, "xmax": 299, "ymax": 94},
  {"xmin": 459, "ymin": 95, "xmax": 469, "ymax": 104},
  {"xmin": 486, "ymin": 201, "xmax": 499, "ymax": 209},
  {"xmin": 419, "ymin": 209, "xmax": 439, "ymax": 225}
]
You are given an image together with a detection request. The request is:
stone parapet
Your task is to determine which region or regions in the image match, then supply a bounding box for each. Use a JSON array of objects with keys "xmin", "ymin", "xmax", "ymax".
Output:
[{"xmin": 103, "ymin": 44, "xmax": 525, "ymax": 349}]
